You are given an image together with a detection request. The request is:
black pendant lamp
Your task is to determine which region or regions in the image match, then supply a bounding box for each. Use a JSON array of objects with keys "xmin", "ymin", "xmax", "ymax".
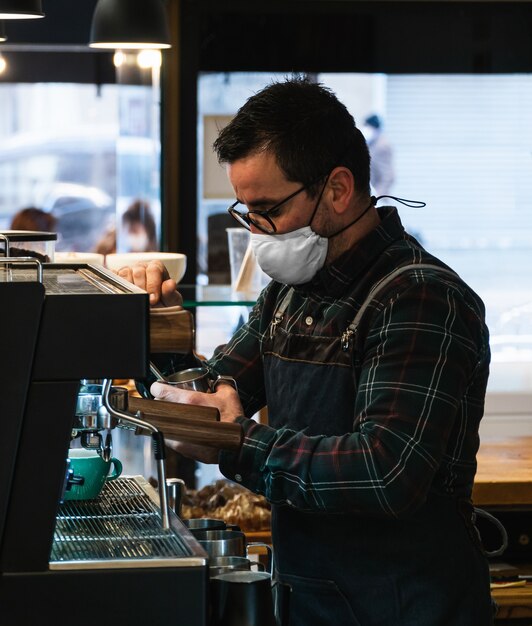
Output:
[
  {"xmin": 0, "ymin": 21, "xmax": 6, "ymax": 41},
  {"xmin": 0, "ymin": 0, "xmax": 44, "ymax": 19},
  {"xmin": 89, "ymin": 0, "xmax": 171, "ymax": 49}
]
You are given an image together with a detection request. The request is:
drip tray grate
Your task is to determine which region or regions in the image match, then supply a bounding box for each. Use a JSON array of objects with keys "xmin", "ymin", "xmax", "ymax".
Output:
[{"xmin": 51, "ymin": 477, "xmax": 194, "ymax": 565}]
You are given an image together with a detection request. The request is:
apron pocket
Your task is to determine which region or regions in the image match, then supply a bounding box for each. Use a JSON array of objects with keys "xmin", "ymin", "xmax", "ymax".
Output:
[{"xmin": 275, "ymin": 572, "xmax": 362, "ymax": 626}]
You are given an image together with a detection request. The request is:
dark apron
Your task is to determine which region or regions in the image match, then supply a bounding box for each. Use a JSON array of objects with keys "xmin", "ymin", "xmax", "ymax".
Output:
[{"xmin": 262, "ymin": 306, "xmax": 493, "ymax": 626}]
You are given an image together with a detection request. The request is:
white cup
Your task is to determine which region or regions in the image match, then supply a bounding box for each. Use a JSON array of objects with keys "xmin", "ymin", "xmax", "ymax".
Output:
[{"xmin": 105, "ymin": 252, "xmax": 187, "ymax": 283}]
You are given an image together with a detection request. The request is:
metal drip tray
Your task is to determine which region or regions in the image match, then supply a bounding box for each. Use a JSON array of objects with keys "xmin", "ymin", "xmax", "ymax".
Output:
[{"xmin": 50, "ymin": 476, "xmax": 207, "ymax": 570}]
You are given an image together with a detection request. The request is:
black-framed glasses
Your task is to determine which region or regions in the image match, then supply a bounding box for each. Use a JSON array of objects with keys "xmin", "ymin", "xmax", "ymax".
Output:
[{"xmin": 227, "ymin": 177, "xmax": 324, "ymax": 234}]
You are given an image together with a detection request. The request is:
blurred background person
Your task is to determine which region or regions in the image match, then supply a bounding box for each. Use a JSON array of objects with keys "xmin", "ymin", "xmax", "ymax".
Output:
[
  {"xmin": 9, "ymin": 206, "xmax": 57, "ymax": 232},
  {"xmin": 94, "ymin": 223, "xmax": 117, "ymax": 255},
  {"xmin": 122, "ymin": 199, "xmax": 158, "ymax": 252},
  {"xmin": 5, "ymin": 207, "xmax": 58, "ymax": 261},
  {"xmin": 362, "ymin": 113, "xmax": 395, "ymax": 197}
]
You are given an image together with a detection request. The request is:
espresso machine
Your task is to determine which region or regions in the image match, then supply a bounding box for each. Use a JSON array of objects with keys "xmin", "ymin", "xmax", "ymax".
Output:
[{"xmin": 0, "ymin": 253, "xmax": 241, "ymax": 626}]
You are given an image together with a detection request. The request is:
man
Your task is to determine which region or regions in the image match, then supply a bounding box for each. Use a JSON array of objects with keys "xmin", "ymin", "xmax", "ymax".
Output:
[{"xmin": 119, "ymin": 78, "xmax": 492, "ymax": 625}]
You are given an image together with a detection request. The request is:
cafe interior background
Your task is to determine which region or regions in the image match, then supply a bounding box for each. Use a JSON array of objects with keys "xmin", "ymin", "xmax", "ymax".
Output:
[{"xmin": 1, "ymin": 0, "xmax": 532, "ymax": 487}]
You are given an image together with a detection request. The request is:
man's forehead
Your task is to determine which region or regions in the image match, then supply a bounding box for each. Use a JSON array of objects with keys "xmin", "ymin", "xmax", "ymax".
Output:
[
  {"xmin": 228, "ymin": 152, "xmax": 288, "ymax": 196},
  {"xmin": 230, "ymin": 150, "xmax": 281, "ymax": 176}
]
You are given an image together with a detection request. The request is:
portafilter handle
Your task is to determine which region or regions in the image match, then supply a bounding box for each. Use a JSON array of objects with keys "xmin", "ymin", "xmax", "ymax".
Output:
[{"xmin": 101, "ymin": 378, "xmax": 171, "ymax": 531}]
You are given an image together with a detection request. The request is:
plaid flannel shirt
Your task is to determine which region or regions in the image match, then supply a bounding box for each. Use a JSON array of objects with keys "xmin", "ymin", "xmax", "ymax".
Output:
[{"xmin": 210, "ymin": 207, "xmax": 490, "ymax": 518}]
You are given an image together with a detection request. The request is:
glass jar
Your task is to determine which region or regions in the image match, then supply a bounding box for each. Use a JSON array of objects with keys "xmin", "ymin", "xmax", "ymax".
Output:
[{"xmin": 0, "ymin": 230, "xmax": 57, "ymax": 262}]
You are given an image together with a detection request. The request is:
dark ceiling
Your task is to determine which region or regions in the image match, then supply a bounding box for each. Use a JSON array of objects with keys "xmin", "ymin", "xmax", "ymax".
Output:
[
  {"xmin": 3, "ymin": 0, "xmax": 98, "ymax": 45},
  {"xmin": 2, "ymin": 1, "xmax": 532, "ymax": 83},
  {"xmin": 0, "ymin": 0, "xmax": 113, "ymax": 83},
  {"xmin": 190, "ymin": 0, "xmax": 532, "ymax": 73}
]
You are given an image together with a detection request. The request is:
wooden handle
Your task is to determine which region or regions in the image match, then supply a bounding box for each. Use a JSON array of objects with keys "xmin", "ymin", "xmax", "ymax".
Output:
[
  {"xmin": 135, "ymin": 412, "xmax": 242, "ymax": 450},
  {"xmin": 150, "ymin": 306, "xmax": 194, "ymax": 353},
  {"xmin": 128, "ymin": 395, "xmax": 219, "ymax": 422}
]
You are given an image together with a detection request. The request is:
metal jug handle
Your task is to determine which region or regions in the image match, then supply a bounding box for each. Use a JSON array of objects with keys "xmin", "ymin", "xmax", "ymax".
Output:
[{"xmin": 246, "ymin": 542, "xmax": 273, "ymax": 574}]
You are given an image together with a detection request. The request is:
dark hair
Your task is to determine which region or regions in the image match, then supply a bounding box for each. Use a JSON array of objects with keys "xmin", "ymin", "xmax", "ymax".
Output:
[
  {"xmin": 10, "ymin": 207, "xmax": 57, "ymax": 232},
  {"xmin": 122, "ymin": 199, "xmax": 157, "ymax": 249},
  {"xmin": 213, "ymin": 76, "xmax": 371, "ymax": 196}
]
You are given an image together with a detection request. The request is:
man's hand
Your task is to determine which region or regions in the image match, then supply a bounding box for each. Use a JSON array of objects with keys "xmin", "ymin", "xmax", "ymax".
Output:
[
  {"xmin": 116, "ymin": 260, "xmax": 183, "ymax": 307},
  {"xmin": 150, "ymin": 381, "xmax": 244, "ymax": 464}
]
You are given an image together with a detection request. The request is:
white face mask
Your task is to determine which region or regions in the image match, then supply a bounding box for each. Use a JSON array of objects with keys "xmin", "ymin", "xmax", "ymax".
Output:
[
  {"xmin": 251, "ymin": 226, "xmax": 328, "ymax": 285},
  {"xmin": 250, "ymin": 195, "xmax": 376, "ymax": 286},
  {"xmin": 126, "ymin": 233, "xmax": 149, "ymax": 252}
]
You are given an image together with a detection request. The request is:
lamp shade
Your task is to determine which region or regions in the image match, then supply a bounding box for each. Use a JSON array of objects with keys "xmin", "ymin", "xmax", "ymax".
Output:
[
  {"xmin": 0, "ymin": 0, "xmax": 44, "ymax": 19},
  {"xmin": 89, "ymin": 0, "xmax": 171, "ymax": 50},
  {"xmin": 0, "ymin": 21, "xmax": 6, "ymax": 41}
]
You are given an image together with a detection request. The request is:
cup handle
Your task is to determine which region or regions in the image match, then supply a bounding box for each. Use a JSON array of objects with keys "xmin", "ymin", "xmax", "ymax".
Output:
[
  {"xmin": 106, "ymin": 457, "xmax": 123, "ymax": 481},
  {"xmin": 246, "ymin": 542, "xmax": 273, "ymax": 574},
  {"xmin": 211, "ymin": 375, "xmax": 238, "ymax": 393}
]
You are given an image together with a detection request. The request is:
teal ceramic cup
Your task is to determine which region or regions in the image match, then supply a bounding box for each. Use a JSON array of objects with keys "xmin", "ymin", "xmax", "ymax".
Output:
[{"xmin": 64, "ymin": 448, "xmax": 122, "ymax": 501}]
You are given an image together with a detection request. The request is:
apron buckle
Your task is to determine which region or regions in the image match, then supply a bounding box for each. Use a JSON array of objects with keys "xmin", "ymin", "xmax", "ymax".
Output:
[{"xmin": 341, "ymin": 328, "xmax": 354, "ymax": 351}]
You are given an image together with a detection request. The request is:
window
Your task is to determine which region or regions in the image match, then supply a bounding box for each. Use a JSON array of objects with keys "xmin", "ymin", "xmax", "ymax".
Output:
[
  {"xmin": 197, "ymin": 71, "xmax": 532, "ymax": 395},
  {"xmin": 0, "ymin": 65, "xmax": 162, "ymax": 254}
]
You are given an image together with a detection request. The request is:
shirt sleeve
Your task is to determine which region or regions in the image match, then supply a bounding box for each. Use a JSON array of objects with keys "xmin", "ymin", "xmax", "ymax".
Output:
[{"xmin": 219, "ymin": 278, "xmax": 489, "ymax": 518}]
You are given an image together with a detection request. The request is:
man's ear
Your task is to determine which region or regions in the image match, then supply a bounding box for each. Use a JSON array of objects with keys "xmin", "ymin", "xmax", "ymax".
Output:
[{"xmin": 327, "ymin": 166, "xmax": 355, "ymax": 215}]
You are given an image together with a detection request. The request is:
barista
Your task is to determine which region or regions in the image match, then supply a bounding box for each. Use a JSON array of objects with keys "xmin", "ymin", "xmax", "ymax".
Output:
[{"xmin": 118, "ymin": 78, "xmax": 493, "ymax": 625}]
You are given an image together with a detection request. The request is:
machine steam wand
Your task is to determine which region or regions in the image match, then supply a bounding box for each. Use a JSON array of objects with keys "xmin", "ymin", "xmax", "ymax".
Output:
[{"xmin": 101, "ymin": 378, "xmax": 171, "ymax": 530}]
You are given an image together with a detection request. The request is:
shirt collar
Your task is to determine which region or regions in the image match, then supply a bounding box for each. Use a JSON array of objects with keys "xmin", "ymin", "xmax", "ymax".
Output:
[{"xmin": 296, "ymin": 206, "xmax": 406, "ymax": 298}]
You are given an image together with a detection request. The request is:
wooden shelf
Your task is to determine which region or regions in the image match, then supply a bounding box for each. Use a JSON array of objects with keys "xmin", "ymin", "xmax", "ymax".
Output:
[{"xmin": 244, "ymin": 530, "xmax": 271, "ymax": 544}]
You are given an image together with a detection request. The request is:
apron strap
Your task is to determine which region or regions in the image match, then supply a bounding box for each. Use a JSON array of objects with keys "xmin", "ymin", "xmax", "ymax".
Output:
[
  {"xmin": 341, "ymin": 263, "xmax": 460, "ymax": 352},
  {"xmin": 270, "ymin": 264, "xmax": 460, "ymax": 350},
  {"xmin": 270, "ymin": 287, "xmax": 294, "ymax": 338}
]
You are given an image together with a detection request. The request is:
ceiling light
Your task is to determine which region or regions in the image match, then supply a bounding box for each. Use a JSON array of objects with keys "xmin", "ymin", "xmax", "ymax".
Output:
[
  {"xmin": 137, "ymin": 49, "xmax": 162, "ymax": 69},
  {"xmin": 0, "ymin": 0, "xmax": 44, "ymax": 19},
  {"xmin": 89, "ymin": 0, "xmax": 171, "ymax": 50},
  {"xmin": 0, "ymin": 21, "xmax": 6, "ymax": 42},
  {"xmin": 113, "ymin": 50, "xmax": 126, "ymax": 67},
  {"xmin": 0, "ymin": 54, "xmax": 6, "ymax": 74}
]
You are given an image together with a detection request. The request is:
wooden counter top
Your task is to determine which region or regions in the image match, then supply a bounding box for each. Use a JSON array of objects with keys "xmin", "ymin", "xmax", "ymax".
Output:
[
  {"xmin": 473, "ymin": 436, "xmax": 532, "ymax": 507},
  {"xmin": 492, "ymin": 584, "xmax": 532, "ymax": 620}
]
